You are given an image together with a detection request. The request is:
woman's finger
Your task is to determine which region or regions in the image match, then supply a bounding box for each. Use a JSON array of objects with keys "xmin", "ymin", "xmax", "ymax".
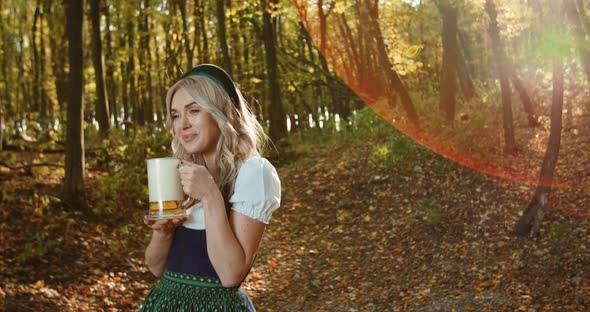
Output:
[
  {"xmin": 180, "ymin": 159, "xmax": 195, "ymax": 165},
  {"xmin": 144, "ymin": 215, "xmax": 156, "ymax": 225}
]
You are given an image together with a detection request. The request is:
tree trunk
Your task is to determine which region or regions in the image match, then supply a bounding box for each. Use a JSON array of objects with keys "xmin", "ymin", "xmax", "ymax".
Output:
[
  {"xmin": 178, "ymin": 0, "xmax": 193, "ymax": 67},
  {"xmin": 514, "ymin": 0, "xmax": 564, "ymax": 237},
  {"xmin": 47, "ymin": 2, "xmax": 67, "ymax": 124},
  {"xmin": 315, "ymin": 1, "xmax": 344, "ymax": 122},
  {"xmin": 299, "ymin": 21, "xmax": 326, "ymax": 126},
  {"xmin": 193, "ymin": 0, "xmax": 202, "ymax": 64},
  {"xmin": 216, "ymin": 0, "xmax": 232, "ymax": 74},
  {"xmin": 62, "ymin": 0, "xmax": 86, "ymax": 210},
  {"xmin": 438, "ymin": 2, "xmax": 458, "ymax": 121},
  {"xmin": 511, "ymin": 73, "xmax": 538, "ymax": 127},
  {"xmin": 32, "ymin": 2, "xmax": 41, "ymax": 121},
  {"xmin": 456, "ymin": 32, "xmax": 476, "ymax": 100},
  {"xmin": 140, "ymin": 0, "xmax": 153, "ymax": 124},
  {"xmin": 262, "ymin": 0, "xmax": 287, "ymax": 143},
  {"xmin": 126, "ymin": 18, "xmax": 140, "ymax": 125},
  {"xmin": 154, "ymin": 46, "xmax": 164, "ymax": 123},
  {"xmin": 317, "ymin": 0, "xmax": 329, "ymax": 53},
  {"xmin": 104, "ymin": 2, "xmax": 118, "ymax": 127},
  {"xmin": 232, "ymin": 3, "xmax": 243, "ymax": 80},
  {"xmin": 0, "ymin": 109, "xmax": 4, "ymax": 151},
  {"xmin": 365, "ymin": 0, "xmax": 419, "ymax": 128},
  {"xmin": 514, "ymin": 48, "xmax": 564, "ymax": 237},
  {"xmin": 485, "ymin": 0, "xmax": 517, "ymax": 154},
  {"xmin": 90, "ymin": 0, "xmax": 110, "ymax": 138},
  {"xmin": 337, "ymin": 14, "xmax": 361, "ymax": 84},
  {"xmin": 356, "ymin": 1, "xmax": 370, "ymax": 96},
  {"xmin": 39, "ymin": 0, "xmax": 51, "ymax": 130},
  {"xmin": 198, "ymin": 0, "xmax": 209, "ymax": 63},
  {"xmin": 1, "ymin": 0, "xmax": 12, "ymax": 149}
]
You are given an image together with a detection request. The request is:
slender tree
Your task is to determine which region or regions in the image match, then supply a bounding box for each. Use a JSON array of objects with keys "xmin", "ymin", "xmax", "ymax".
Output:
[
  {"xmin": 217, "ymin": 0, "xmax": 233, "ymax": 75},
  {"xmin": 178, "ymin": 0, "xmax": 194, "ymax": 67},
  {"xmin": 485, "ymin": 0, "xmax": 517, "ymax": 154},
  {"xmin": 511, "ymin": 73, "xmax": 538, "ymax": 127},
  {"xmin": 514, "ymin": 47, "xmax": 564, "ymax": 236},
  {"xmin": 0, "ymin": 0, "xmax": 10, "ymax": 151},
  {"xmin": 514, "ymin": 0, "xmax": 565, "ymax": 237},
  {"xmin": 456, "ymin": 31, "xmax": 476, "ymax": 100},
  {"xmin": 90, "ymin": 0, "xmax": 111, "ymax": 138},
  {"xmin": 125, "ymin": 8, "xmax": 139, "ymax": 125},
  {"xmin": 438, "ymin": 1, "xmax": 458, "ymax": 121},
  {"xmin": 32, "ymin": 2, "xmax": 41, "ymax": 121},
  {"xmin": 62, "ymin": 0, "xmax": 86, "ymax": 210},
  {"xmin": 262, "ymin": 0, "xmax": 287, "ymax": 143},
  {"xmin": 197, "ymin": 0, "xmax": 209, "ymax": 63},
  {"xmin": 103, "ymin": 1, "xmax": 118, "ymax": 127},
  {"xmin": 315, "ymin": 1, "xmax": 343, "ymax": 123},
  {"xmin": 139, "ymin": 0, "xmax": 153, "ymax": 124},
  {"xmin": 365, "ymin": 0, "xmax": 419, "ymax": 128}
]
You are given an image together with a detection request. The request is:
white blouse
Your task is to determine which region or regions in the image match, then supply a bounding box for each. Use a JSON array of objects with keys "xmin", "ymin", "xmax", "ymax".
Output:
[{"xmin": 183, "ymin": 157, "xmax": 281, "ymax": 230}]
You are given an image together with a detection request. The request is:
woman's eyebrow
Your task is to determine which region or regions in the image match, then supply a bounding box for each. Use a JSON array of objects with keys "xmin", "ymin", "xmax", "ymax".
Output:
[{"xmin": 171, "ymin": 102, "xmax": 198, "ymax": 112}]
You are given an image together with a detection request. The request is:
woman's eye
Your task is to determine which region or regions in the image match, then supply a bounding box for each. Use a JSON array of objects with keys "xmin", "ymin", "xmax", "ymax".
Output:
[
  {"xmin": 171, "ymin": 114, "xmax": 179, "ymax": 120},
  {"xmin": 190, "ymin": 108, "xmax": 200, "ymax": 114}
]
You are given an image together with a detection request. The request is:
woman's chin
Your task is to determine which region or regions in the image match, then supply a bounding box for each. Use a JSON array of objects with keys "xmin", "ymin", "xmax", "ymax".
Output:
[{"xmin": 179, "ymin": 144, "xmax": 200, "ymax": 155}]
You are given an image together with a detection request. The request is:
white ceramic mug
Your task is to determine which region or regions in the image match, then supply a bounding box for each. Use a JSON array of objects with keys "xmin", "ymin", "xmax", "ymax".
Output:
[{"xmin": 146, "ymin": 157, "xmax": 196, "ymax": 220}]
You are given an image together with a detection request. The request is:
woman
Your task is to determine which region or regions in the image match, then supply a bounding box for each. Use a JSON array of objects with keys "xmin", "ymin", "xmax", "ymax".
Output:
[{"xmin": 141, "ymin": 64, "xmax": 281, "ymax": 311}]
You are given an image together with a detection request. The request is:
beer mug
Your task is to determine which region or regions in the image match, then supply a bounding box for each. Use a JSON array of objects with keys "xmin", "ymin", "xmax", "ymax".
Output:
[{"xmin": 146, "ymin": 157, "xmax": 197, "ymax": 220}]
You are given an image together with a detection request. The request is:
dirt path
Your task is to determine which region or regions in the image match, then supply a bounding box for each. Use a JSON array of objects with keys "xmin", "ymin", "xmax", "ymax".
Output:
[
  {"xmin": 249, "ymin": 135, "xmax": 589, "ymax": 311},
  {"xmin": 1, "ymin": 131, "xmax": 588, "ymax": 311}
]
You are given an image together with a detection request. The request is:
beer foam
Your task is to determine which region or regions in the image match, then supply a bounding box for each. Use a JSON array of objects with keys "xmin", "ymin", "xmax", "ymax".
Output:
[{"xmin": 147, "ymin": 158, "xmax": 185, "ymax": 201}]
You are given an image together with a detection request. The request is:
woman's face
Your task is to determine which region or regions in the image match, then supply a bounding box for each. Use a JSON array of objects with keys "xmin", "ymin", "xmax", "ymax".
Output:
[{"xmin": 170, "ymin": 88, "xmax": 221, "ymax": 158}]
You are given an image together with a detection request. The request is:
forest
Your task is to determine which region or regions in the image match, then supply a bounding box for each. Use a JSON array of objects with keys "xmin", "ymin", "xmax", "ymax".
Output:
[{"xmin": 1, "ymin": 0, "xmax": 589, "ymax": 310}]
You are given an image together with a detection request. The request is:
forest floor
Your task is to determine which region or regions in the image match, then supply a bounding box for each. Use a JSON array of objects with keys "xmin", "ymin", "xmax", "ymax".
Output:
[{"xmin": 1, "ymin": 118, "xmax": 589, "ymax": 311}]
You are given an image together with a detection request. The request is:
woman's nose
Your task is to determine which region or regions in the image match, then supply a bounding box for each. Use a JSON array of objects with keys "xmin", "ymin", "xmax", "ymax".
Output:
[{"xmin": 181, "ymin": 114, "xmax": 191, "ymax": 128}]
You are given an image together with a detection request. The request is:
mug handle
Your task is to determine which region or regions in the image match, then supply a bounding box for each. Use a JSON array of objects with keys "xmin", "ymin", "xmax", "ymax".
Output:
[{"xmin": 180, "ymin": 196, "xmax": 198, "ymax": 210}]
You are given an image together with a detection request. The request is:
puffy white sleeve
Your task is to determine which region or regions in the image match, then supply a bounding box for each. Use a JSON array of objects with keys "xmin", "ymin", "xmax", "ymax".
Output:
[{"xmin": 229, "ymin": 157, "xmax": 281, "ymax": 224}]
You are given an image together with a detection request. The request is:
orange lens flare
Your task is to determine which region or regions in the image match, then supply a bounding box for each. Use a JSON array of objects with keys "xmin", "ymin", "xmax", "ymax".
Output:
[{"xmin": 293, "ymin": 0, "xmax": 589, "ymax": 217}]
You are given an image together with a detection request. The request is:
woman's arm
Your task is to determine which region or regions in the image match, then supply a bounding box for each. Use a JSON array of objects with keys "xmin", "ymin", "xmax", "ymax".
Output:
[
  {"xmin": 202, "ymin": 191, "xmax": 266, "ymax": 287},
  {"xmin": 179, "ymin": 161, "xmax": 272, "ymax": 287},
  {"xmin": 144, "ymin": 217, "xmax": 185, "ymax": 278}
]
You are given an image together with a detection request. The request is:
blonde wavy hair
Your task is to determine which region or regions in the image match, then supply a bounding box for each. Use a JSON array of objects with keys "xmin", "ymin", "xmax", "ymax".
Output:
[{"xmin": 165, "ymin": 75, "xmax": 267, "ymax": 200}]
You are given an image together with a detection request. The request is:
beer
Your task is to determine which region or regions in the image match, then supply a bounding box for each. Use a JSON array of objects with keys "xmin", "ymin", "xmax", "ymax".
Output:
[
  {"xmin": 146, "ymin": 157, "xmax": 196, "ymax": 220},
  {"xmin": 149, "ymin": 200, "xmax": 187, "ymax": 219}
]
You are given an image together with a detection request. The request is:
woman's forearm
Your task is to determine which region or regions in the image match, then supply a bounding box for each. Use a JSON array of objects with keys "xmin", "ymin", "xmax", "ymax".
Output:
[
  {"xmin": 202, "ymin": 191, "xmax": 250, "ymax": 287},
  {"xmin": 145, "ymin": 231, "xmax": 174, "ymax": 278}
]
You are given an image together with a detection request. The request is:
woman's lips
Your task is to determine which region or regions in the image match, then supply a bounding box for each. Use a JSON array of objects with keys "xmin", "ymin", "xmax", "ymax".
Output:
[{"xmin": 181, "ymin": 134, "xmax": 197, "ymax": 142}]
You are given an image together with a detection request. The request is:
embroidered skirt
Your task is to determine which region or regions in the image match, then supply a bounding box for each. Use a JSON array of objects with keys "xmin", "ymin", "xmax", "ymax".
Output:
[{"xmin": 141, "ymin": 271, "xmax": 248, "ymax": 312}]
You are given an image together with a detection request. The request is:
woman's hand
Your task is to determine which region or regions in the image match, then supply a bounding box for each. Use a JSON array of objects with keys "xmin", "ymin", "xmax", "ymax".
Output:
[
  {"xmin": 178, "ymin": 160, "xmax": 218, "ymax": 201},
  {"xmin": 144, "ymin": 216, "xmax": 186, "ymax": 237}
]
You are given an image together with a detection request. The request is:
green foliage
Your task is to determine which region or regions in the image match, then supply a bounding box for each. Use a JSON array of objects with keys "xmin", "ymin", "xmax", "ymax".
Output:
[
  {"xmin": 347, "ymin": 106, "xmax": 397, "ymax": 139},
  {"xmin": 16, "ymin": 232, "xmax": 60, "ymax": 263},
  {"xmin": 289, "ymin": 106, "xmax": 399, "ymax": 154},
  {"xmin": 372, "ymin": 136, "xmax": 417, "ymax": 166},
  {"xmin": 87, "ymin": 126, "xmax": 171, "ymax": 219},
  {"xmin": 88, "ymin": 168, "xmax": 147, "ymax": 218}
]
